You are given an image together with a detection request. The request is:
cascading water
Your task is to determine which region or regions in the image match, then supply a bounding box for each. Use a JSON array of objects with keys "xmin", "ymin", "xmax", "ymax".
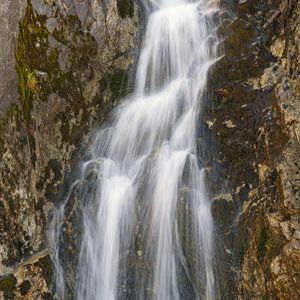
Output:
[{"xmin": 51, "ymin": 0, "xmax": 221, "ymax": 299}]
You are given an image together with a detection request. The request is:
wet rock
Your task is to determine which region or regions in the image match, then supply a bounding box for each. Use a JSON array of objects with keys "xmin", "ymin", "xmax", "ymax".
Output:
[
  {"xmin": 0, "ymin": 0, "xmax": 140, "ymax": 298},
  {"xmin": 0, "ymin": 250, "xmax": 53, "ymax": 300},
  {"xmin": 209, "ymin": 0, "xmax": 300, "ymax": 298}
]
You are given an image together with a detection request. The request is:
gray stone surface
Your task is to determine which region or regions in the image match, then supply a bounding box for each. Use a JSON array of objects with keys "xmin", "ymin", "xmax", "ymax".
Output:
[{"xmin": 0, "ymin": 1, "xmax": 26, "ymax": 116}]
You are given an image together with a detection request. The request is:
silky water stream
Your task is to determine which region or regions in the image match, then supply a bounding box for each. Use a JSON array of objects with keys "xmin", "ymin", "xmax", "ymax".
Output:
[{"xmin": 51, "ymin": 0, "xmax": 222, "ymax": 299}]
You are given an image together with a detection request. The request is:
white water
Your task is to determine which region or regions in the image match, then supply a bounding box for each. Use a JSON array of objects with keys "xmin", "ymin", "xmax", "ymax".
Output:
[{"xmin": 51, "ymin": 0, "xmax": 221, "ymax": 299}]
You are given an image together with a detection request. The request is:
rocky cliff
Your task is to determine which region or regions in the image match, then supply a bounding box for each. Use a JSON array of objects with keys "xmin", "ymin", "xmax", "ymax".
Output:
[
  {"xmin": 0, "ymin": 0, "xmax": 299, "ymax": 299},
  {"xmin": 0, "ymin": 0, "xmax": 139, "ymax": 299},
  {"xmin": 210, "ymin": 0, "xmax": 300, "ymax": 298}
]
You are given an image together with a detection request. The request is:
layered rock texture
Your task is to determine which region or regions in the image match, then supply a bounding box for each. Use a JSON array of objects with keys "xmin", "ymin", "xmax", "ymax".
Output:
[
  {"xmin": 210, "ymin": 0, "xmax": 300, "ymax": 298},
  {"xmin": 0, "ymin": 0, "xmax": 138, "ymax": 298},
  {"xmin": 0, "ymin": 0, "xmax": 299, "ymax": 299}
]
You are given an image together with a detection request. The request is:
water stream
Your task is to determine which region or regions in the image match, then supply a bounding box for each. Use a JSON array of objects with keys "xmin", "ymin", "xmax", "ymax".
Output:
[{"xmin": 51, "ymin": 0, "xmax": 221, "ymax": 299}]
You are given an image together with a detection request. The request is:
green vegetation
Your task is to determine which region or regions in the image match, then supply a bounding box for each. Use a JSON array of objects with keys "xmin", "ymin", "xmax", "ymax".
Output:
[
  {"xmin": 15, "ymin": 63, "xmax": 39, "ymax": 122},
  {"xmin": 256, "ymin": 218, "xmax": 284, "ymax": 263},
  {"xmin": 117, "ymin": 0, "xmax": 133, "ymax": 18},
  {"xmin": 15, "ymin": 1, "xmax": 49, "ymax": 123},
  {"xmin": 0, "ymin": 274, "xmax": 17, "ymax": 299},
  {"xmin": 257, "ymin": 223, "xmax": 268, "ymax": 261}
]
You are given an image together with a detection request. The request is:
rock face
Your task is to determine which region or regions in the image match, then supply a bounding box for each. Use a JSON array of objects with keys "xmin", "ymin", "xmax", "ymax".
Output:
[
  {"xmin": 209, "ymin": 0, "xmax": 300, "ymax": 298},
  {"xmin": 0, "ymin": 0, "xmax": 299, "ymax": 299},
  {"xmin": 0, "ymin": 1, "xmax": 27, "ymax": 115},
  {"xmin": 0, "ymin": 0, "xmax": 139, "ymax": 299}
]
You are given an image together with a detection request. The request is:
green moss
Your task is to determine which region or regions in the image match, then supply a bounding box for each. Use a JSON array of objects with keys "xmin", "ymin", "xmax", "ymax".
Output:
[
  {"xmin": 255, "ymin": 218, "xmax": 285, "ymax": 275},
  {"xmin": 257, "ymin": 222, "xmax": 268, "ymax": 261},
  {"xmin": 48, "ymin": 48, "xmax": 58, "ymax": 65},
  {"xmin": 15, "ymin": 64, "xmax": 38, "ymax": 122},
  {"xmin": 11, "ymin": 0, "xmax": 134, "ymax": 160},
  {"xmin": 117, "ymin": 0, "xmax": 134, "ymax": 18},
  {"xmin": 0, "ymin": 274, "xmax": 17, "ymax": 299},
  {"xmin": 48, "ymin": 14, "xmax": 98, "ymax": 101},
  {"xmin": 15, "ymin": 2, "xmax": 97, "ymax": 145},
  {"xmin": 16, "ymin": 0, "xmax": 49, "ymax": 123}
]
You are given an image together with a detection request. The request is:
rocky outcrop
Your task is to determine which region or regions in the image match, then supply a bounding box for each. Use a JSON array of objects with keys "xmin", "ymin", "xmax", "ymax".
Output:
[
  {"xmin": 0, "ymin": 1, "xmax": 27, "ymax": 115},
  {"xmin": 0, "ymin": 0, "xmax": 139, "ymax": 299},
  {"xmin": 0, "ymin": 250, "xmax": 53, "ymax": 300},
  {"xmin": 210, "ymin": 0, "xmax": 300, "ymax": 298}
]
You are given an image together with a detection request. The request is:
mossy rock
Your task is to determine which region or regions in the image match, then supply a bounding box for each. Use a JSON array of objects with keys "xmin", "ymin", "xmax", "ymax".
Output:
[
  {"xmin": 0, "ymin": 274, "xmax": 17, "ymax": 299},
  {"xmin": 256, "ymin": 218, "xmax": 284, "ymax": 263},
  {"xmin": 257, "ymin": 222, "xmax": 269, "ymax": 261},
  {"xmin": 16, "ymin": 1, "xmax": 49, "ymax": 123},
  {"xmin": 117, "ymin": 0, "xmax": 134, "ymax": 19}
]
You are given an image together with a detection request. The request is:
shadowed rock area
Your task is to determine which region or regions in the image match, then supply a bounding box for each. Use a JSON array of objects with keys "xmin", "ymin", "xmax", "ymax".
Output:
[{"xmin": 209, "ymin": 0, "xmax": 300, "ymax": 298}]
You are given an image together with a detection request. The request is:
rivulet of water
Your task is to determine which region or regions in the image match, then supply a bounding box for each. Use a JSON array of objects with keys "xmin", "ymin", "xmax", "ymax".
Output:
[{"xmin": 51, "ymin": 0, "xmax": 221, "ymax": 299}]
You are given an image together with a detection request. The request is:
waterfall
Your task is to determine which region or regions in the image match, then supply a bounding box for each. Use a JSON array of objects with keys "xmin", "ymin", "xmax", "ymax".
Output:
[{"xmin": 51, "ymin": 0, "xmax": 221, "ymax": 299}]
